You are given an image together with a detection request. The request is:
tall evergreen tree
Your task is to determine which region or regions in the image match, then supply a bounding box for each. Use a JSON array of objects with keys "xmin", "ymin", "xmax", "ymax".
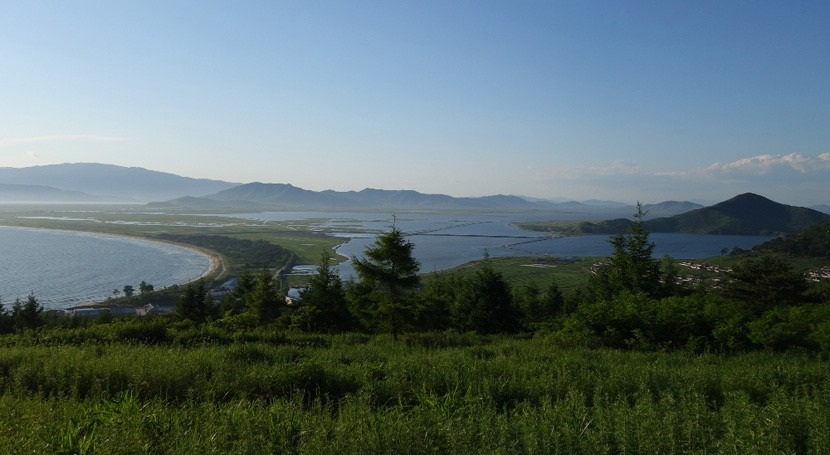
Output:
[
  {"xmin": 352, "ymin": 223, "xmax": 420, "ymax": 339},
  {"xmin": 453, "ymin": 257, "xmax": 518, "ymax": 334},
  {"xmin": 12, "ymin": 293, "xmax": 43, "ymax": 331},
  {"xmin": 590, "ymin": 203, "xmax": 662, "ymax": 299},
  {"xmin": 247, "ymin": 270, "xmax": 282, "ymax": 323},
  {"xmin": 176, "ymin": 280, "xmax": 208, "ymax": 323},
  {"xmin": 414, "ymin": 271, "xmax": 458, "ymax": 332},
  {"xmin": 296, "ymin": 251, "xmax": 353, "ymax": 332}
]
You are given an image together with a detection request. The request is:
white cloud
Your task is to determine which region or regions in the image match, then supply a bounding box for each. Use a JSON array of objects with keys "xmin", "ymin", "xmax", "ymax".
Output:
[
  {"xmin": 536, "ymin": 152, "xmax": 830, "ymax": 205},
  {"xmin": 656, "ymin": 153, "xmax": 830, "ymax": 180},
  {"xmin": 708, "ymin": 153, "xmax": 819, "ymax": 174}
]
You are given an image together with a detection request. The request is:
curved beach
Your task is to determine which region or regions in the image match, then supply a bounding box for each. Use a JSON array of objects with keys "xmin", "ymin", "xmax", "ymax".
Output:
[{"xmin": 0, "ymin": 226, "xmax": 223, "ymax": 309}]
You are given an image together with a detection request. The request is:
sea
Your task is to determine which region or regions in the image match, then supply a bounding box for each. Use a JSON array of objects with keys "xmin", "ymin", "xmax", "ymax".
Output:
[{"xmin": 0, "ymin": 227, "xmax": 212, "ymax": 310}]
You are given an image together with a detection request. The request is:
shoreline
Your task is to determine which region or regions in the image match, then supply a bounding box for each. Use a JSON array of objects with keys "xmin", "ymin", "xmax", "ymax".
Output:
[
  {"xmin": 0, "ymin": 225, "xmax": 225, "ymax": 310},
  {"xmin": 70, "ymin": 238, "xmax": 226, "ymax": 311}
]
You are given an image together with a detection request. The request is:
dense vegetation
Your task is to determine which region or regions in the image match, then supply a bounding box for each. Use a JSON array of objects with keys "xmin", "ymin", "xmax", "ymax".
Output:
[
  {"xmin": 0, "ymin": 328, "xmax": 828, "ymax": 453},
  {"xmin": 154, "ymin": 233, "xmax": 297, "ymax": 272}
]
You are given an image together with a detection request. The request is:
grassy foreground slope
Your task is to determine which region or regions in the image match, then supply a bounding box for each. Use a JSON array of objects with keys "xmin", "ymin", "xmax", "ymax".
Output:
[{"xmin": 0, "ymin": 329, "xmax": 828, "ymax": 453}]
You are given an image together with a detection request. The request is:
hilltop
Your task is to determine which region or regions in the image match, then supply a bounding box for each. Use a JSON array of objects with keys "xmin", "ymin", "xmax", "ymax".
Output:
[
  {"xmin": 646, "ymin": 193, "xmax": 830, "ymax": 235},
  {"xmin": 571, "ymin": 193, "xmax": 830, "ymax": 236}
]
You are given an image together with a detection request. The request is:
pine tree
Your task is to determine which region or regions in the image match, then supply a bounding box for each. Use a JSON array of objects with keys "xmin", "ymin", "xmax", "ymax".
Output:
[
  {"xmin": 352, "ymin": 223, "xmax": 420, "ymax": 339},
  {"xmin": 590, "ymin": 202, "xmax": 662, "ymax": 299},
  {"xmin": 13, "ymin": 293, "xmax": 43, "ymax": 331},
  {"xmin": 454, "ymin": 257, "xmax": 517, "ymax": 334},
  {"xmin": 247, "ymin": 270, "xmax": 281, "ymax": 323},
  {"xmin": 297, "ymin": 250, "xmax": 352, "ymax": 332},
  {"xmin": 176, "ymin": 281, "xmax": 208, "ymax": 323}
]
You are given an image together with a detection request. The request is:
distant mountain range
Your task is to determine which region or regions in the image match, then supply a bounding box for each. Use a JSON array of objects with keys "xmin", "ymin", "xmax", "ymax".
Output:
[
  {"xmin": 151, "ymin": 181, "xmax": 702, "ymax": 217},
  {"xmin": 576, "ymin": 193, "xmax": 830, "ymax": 236},
  {"xmin": 0, "ymin": 163, "xmax": 237, "ymax": 202},
  {"xmin": 3, "ymin": 164, "xmax": 825, "ymax": 238},
  {"xmin": 0, "ymin": 183, "xmax": 118, "ymax": 203}
]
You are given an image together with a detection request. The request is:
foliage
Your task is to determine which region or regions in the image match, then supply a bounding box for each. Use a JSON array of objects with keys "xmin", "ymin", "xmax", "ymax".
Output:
[
  {"xmin": 122, "ymin": 284, "xmax": 134, "ymax": 298},
  {"xmin": 452, "ymin": 257, "xmax": 518, "ymax": 334},
  {"xmin": 12, "ymin": 294, "xmax": 43, "ymax": 332},
  {"xmin": 154, "ymin": 233, "xmax": 297, "ymax": 271},
  {"xmin": 755, "ymin": 221, "xmax": 830, "ymax": 257},
  {"xmin": 0, "ymin": 334, "xmax": 829, "ymax": 452},
  {"xmin": 138, "ymin": 280, "xmax": 154, "ymax": 295},
  {"xmin": 351, "ymin": 224, "xmax": 420, "ymax": 338},
  {"xmin": 247, "ymin": 270, "xmax": 283, "ymax": 324},
  {"xmin": 589, "ymin": 203, "xmax": 663, "ymax": 300},
  {"xmin": 176, "ymin": 280, "xmax": 212, "ymax": 323},
  {"xmin": 295, "ymin": 251, "xmax": 354, "ymax": 333},
  {"xmin": 722, "ymin": 255, "xmax": 812, "ymax": 312}
]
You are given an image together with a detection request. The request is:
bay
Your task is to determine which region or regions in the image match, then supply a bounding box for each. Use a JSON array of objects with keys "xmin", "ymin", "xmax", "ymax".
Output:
[{"xmin": 0, "ymin": 227, "xmax": 212, "ymax": 309}]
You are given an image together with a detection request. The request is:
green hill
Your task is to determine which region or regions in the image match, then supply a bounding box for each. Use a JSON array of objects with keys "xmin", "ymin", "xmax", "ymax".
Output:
[
  {"xmin": 644, "ymin": 193, "xmax": 830, "ymax": 235},
  {"xmin": 754, "ymin": 221, "xmax": 830, "ymax": 257}
]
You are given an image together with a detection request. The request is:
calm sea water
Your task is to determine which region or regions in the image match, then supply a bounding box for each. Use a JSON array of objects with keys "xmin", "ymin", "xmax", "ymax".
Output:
[
  {"xmin": 0, "ymin": 227, "xmax": 212, "ymax": 310},
  {"xmin": 236, "ymin": 211, "xmax": 775, "ymax": 280}
]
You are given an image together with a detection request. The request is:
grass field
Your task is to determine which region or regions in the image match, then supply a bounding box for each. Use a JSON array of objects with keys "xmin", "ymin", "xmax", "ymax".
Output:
[
  {"xmin": 0, "ymin": 328, "xmax": 827, "ymax": 453},
  {"xmin": 450, "ymin": 256, "xmax": 599, "ymax": 291}
]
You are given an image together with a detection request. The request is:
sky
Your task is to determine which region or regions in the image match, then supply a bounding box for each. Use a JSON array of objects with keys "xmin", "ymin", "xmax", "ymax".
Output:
[{"xmin": 1, "ymin": 1, "xmax": 829, "ymax": 206}]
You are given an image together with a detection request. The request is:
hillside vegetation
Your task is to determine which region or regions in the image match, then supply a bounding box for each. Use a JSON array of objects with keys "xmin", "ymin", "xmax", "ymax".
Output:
[{"xmin": 0, "ymin": 329, "xmax": 828, "ymax": 453}]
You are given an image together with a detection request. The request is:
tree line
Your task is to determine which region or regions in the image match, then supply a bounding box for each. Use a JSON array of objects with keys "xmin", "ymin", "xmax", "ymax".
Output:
[{"xmin": 170, "ymin": 206, "xmax": 830, "ymax": 352}]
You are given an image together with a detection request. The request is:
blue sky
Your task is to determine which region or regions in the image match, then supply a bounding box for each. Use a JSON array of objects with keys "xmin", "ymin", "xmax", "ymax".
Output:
[{"xmin": 1, "ymin": 1, "xmax": 829, "ymax": 205}]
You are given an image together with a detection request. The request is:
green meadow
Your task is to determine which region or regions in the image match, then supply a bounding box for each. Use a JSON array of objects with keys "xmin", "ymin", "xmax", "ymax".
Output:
[{"xmin": 0, "ymin": 327, "xmax": 828, "ymax": 454}]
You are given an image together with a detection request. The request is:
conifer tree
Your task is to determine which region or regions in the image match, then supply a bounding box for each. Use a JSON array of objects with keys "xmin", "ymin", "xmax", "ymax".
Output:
[
  {"xmin": 590, "ymin": 203, "xmax": 662, "ymax": 299},
  {"xmin": 352, "ymin": 222, "xmax": 420, "ymax": 339},
  {"xmin": 297, "ymin": 250, "xmax": 352, "ymax": 332}
]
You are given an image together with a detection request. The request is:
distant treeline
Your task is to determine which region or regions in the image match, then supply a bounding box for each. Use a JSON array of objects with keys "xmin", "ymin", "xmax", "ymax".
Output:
[{"xmin": 154, "ymin": 233, "xmax": 297, "ymax": 271}]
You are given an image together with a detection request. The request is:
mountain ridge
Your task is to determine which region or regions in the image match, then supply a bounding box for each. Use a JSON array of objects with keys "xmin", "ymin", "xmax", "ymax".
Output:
[
  {"xmin": 153, "ymin": 181, "xmax": 701, "ymax": 216},
  {"xmin": 0, "ymin": 163, "xmax": 238, "ymax": 202}
]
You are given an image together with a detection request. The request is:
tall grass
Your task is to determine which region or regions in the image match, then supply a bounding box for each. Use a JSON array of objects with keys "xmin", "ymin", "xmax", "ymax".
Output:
[{"xmin": 0, "ymin": 332, "xmax": 828, "ymax": 453}]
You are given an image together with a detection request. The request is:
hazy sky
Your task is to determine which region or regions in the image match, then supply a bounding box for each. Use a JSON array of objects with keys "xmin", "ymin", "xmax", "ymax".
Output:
[{"xmin": 1, "ymin": 1, "xmax": 829, "ymax": 205}]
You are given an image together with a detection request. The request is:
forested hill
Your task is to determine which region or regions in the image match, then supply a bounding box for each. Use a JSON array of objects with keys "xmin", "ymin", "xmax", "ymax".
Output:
[
  {"xmin": 646, "ymin": 193, "xmax": 830, "ymax": 235},
  {"xmin": 754, "ymin": 221, "xmax": 830, "ymax": 257},
  {"xmin": 574, "ymin": 193, "xmax": 830, "ymax": 236}
]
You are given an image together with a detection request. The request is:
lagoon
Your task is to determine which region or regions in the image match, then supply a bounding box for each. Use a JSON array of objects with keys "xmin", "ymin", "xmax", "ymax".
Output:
[{"xmin": 235, "ymin": 211, "xmax": 775, "ymax": 279}]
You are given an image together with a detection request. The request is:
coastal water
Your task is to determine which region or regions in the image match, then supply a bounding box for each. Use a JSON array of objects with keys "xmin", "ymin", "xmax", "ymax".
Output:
[
  {"xmin": 236, "ymin": 212, "xmax": 775, "ymax": 280},
  {"xmin": 0, "ymin": 227, "xmax": 212, "ymax": 310}
]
